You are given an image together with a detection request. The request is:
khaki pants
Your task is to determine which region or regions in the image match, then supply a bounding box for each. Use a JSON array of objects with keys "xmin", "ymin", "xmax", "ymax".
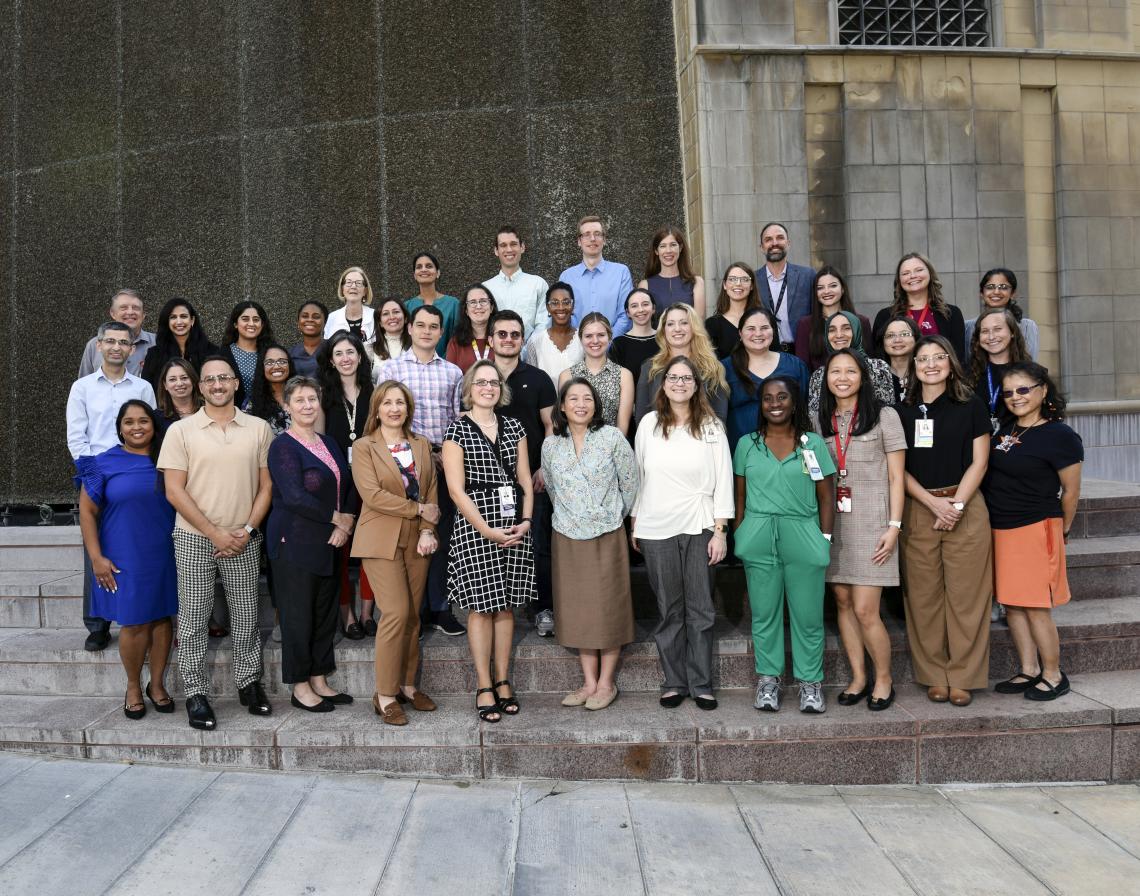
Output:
[{"xmin": 900, "ymin": 493, "xmax": 993, "ymax": 690}]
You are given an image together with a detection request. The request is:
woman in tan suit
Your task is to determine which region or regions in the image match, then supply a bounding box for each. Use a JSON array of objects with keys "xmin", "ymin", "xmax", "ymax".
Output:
[{"xmin": 351, "ymin": 380, "xmax": 442, "ymax": 725}]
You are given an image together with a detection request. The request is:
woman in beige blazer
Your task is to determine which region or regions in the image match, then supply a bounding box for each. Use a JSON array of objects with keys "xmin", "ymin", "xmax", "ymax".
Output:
[{"xmin": 351, "ymin": 380, "xmax": 441, "ymax": 725}]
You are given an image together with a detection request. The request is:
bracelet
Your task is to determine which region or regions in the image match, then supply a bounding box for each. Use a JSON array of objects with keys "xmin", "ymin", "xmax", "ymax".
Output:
[
  {"xmin": 888, "ymin": 520, "xmax": 902, "ymax": 530},
  {"xmin": 520, "ymin": 517, "xmax": 532, "ymax": 523},
  {"xmin": 822, "ymin": 533, "xmax": 833, "ymax": 542}
]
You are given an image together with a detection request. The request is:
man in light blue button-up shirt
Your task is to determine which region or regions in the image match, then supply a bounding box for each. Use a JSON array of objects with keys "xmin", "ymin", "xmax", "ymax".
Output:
[
  {"xmin": 558, "ymin": 216, "xmax": 634, "ymax": 339},
  {"xmin": 483, "ymin": 225, "xmax": 549, "ymax": 339}
]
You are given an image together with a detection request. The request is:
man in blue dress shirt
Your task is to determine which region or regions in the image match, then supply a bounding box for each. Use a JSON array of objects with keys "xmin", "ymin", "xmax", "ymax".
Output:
[
  {"xmin": 755, "ymin": 222, "xmax": 816, "ymax": 353},
  {"xmin": 557, "ymin": 216, "xmax": 634, "ymax": 338}
]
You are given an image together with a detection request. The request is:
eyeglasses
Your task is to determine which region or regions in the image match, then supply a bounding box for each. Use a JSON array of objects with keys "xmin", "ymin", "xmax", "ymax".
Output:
[
  {"xmin": 916, "ymin": 353, "xmax": 951, "ymax": 365},
  {"xmin": 263, "ymin": 358, "xmax": 290, "ymax": 368},
  {"xmin": 885, "ymin": 332, "xmax": 915, "ymax": 341},
  {"xmin": 1000, "ymin": 384, "xmax": 1043, "ymax": 398},
  {"xmin": 494, "ymin": 330, "xmax": 523, "ymax": 340},
  {"xmin": 579, "ymin": 230, "xmax": 604, "ymax": 240},
  {"xmin": 664, "ymin": 374, "xmax": 695, "ymax": 385},
  {"xmin": 343, "ymin": 278, "xmax": 365, "ymax": 288},
  {"xmin": 472, "ymin": 378, "xmax": 501, "ymax": 388},
  {"xmin": 547, "ymin": 299, "xmax": 573, "ymax": 309},
  {"xmin": 725, "ymin": 275, "xmax": 751, "ymax": 285},
  {"xmin": 99, "ymin": 338, "xmax": 132, "ymax": 347},
  {"xmin": 201, "ymin": 375, "xmax": 237, "ymax": 385},
  {"xmin": 467, "ymin": 299, "xmax": 491, "ymax": 308},
  {"xmin": 983, "ymin": 284, "xmax": 1013, "ymax": 293}
]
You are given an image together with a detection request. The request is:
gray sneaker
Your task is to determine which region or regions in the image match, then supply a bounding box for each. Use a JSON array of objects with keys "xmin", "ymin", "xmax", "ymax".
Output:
[
  {"xmin": 799, "ymin": 680, "xmax": 826, "ymax": 714},
  {"xmin": 535, "ymin": 609, "xmax": 555, "ymax": 637},
  {"xmin": 990, "ymin": 601, "xmax": 1006, "ymax": 624},
  {"xmin": 754, "ymin": 676, "xmax": 780, "ymax": 712}
]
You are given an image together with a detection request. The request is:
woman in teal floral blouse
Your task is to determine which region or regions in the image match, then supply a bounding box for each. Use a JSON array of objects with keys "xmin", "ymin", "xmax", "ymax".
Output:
[{"xmin": 541, "ymin": 377, "xmax": 640, "ymax": 711}]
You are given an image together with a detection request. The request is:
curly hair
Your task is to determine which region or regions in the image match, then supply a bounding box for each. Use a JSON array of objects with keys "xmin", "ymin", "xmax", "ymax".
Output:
[{"xmin": 888, "ymin": 252, "xmax": 950, "ymax": 320}]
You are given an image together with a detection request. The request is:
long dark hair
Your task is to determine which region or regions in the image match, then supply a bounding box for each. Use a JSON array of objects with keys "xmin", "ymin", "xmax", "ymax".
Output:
[
  {"xmin": 643, "ymin": 226, "xmax": 696, "ymax": 284},
  {"xmin": 551, "ymin": 377, "xmax": 606, "ymax": 436},
  {"xmin": 317, "ymin": 331, "xmax": 372, "ymax": 407},
  {"xmin": 729, "ymin": 307, "xmax": 779, "ymax": 398},
  {"xmin": 155, "ymin": 357, "xmax": 202, "ymax": 420},
  {"xmin": 750, "ymin": 376, "xmax": 812, "ymax": 447},
  {"xmin": 808, "ymin": 266, "xmax": 858, "ymax": 362},
  {"xmin": 967, "ymin": 307, "xmax": 1030, "ymax": 387},
  {"xmin": 115, "ymin": 399, "xmax": 164, "ymax": 466},
  {"xmin": 980, "ymin": 267, "xmax": 1024, "ymax": 322},
  {"xmin": 653, "ymin": 356, "xmax": 718, "ymax": 441},
  {"xmin": 249, "ymin": 344, "xmax": 295, "ymax": 420},
  {"xmin": 714, "ymin": 261, "xmax": 761, "ymax": 316},
  {"xmin": 371, "ymin": 297, "xmax": 412, "ymax": 361},
  {"xmin": 1003, "ymin": 361, "xmax": 1067, "ymax": 421},
  {"xmin": 905, "ymin": 335, "xmax": 973, "ymax": 405},
  {"xmin": 452, "ymin": 284, "xmax": 498, "ymax": 346},
  {"xmin": 153, "ymin": 297, "xmax": 215, "ymax": 364},
  {"xmin": 817, "ymin": 349, "xmax": 883, "ymax": 437},
  {"xmin": 223, "ymin": 300, "xmax": 276, "ymax": 351}
]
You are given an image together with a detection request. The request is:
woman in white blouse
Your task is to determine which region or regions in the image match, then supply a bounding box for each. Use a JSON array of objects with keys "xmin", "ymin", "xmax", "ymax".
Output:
[
  {"xmin": 632, "ymin": 356, "xmax": 734, "ymax": 711},
  {"xmin": 524, "ymin": 281, "xmax": 583, "ymax": 386},
  {"xmin": 325, "ymin": 266, "xmax": 377, "ymax": 345}
]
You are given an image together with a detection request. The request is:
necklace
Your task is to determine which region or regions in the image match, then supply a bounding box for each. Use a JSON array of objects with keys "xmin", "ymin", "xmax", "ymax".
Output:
[{"xmin": 994, "ymin": 417, "xmax": 1044, "ymax": 453}]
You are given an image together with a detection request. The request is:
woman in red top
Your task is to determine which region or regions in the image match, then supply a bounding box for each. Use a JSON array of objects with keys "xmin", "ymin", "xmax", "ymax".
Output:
[
  {"xmin": 446, "ymin": 284, "xmax": 498, "ymax": 373},
  {"xmin": 872, "ymin": 253, "xmax": 965, "ymax": 362}
]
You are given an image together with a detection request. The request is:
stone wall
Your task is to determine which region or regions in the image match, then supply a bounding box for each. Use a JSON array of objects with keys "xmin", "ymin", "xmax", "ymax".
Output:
[{"xmin": 2, "ymin": 0, "xmax": 684, "ymax": 503}]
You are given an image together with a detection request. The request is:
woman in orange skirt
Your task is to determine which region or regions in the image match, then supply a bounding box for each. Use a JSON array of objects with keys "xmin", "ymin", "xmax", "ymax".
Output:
[{"xmin": 982, "ymin": 362, "xmax": 1083, "ymax": 701}]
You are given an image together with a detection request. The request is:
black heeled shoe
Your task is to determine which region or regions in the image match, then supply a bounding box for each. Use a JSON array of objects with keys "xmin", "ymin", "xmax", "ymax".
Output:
[
  {"xmin": 145, "ymin": 681, "xmax": 176, "ymax": 713},
  {"xmin": 493, "ymin": 679, "xmax": 520, "ymax": 715},
  {"xmin": 837, "ymin": 683, "xmax": 872, "ymax": 706},
  {"xmin": 476, "ymin": 687, "xmax": 501, "ymax": 723}
]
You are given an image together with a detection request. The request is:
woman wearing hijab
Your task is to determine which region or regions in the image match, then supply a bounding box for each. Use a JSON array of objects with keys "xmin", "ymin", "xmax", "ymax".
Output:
[{"xmin": 807, "ymin": 311, "xmax": 895, "ymax": 420}]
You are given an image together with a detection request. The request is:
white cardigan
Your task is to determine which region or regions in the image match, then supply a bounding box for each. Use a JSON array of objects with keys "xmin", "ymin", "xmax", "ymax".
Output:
[{"xmin": 324, "ymin": 305, "xmax": 376, "ymax": 342}]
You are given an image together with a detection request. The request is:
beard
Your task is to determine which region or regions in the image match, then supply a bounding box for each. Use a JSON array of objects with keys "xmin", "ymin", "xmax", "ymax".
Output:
[{"xmin": 765, "ymin": 247, "xmax": 787, "ymax": 263}]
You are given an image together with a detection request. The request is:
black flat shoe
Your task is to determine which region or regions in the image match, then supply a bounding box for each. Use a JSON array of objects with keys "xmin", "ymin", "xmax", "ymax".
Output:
[
  {"xmin": 319, "ymin": 692, "xmax": 354, "ymax": 705},
  {"xmin": 343, "ymin": 622, "xmax": 366, "ymax": 640},
  {"xmin": 186, "ymin": 694, "xmax": 216, "ymax": 730},
  {"xmin": 995, "ymin": 671, "xmax": 1042, "ymax": 694},
  {"xmin": 145, "ymin": 681, "xmax": 175, "ymax": 713},
  {"xmin": 85, "ymin": 629, "xmax": 111, "ymax": 652},
  {"xmin": 124, "ymin": 692, "xmax": 146, "ymax": 720},
  {"xmin": 291, "ymin": 693, "xmax": 334, "ymax": 713},
  {"xmin": 693, "ymin": 695, "xmax": 718, "ymax": 711},
  {"xmin": 867, "ymin": 688, "xmax": 896, "ymax": 711},
  {"xmin": 1024, "ymin": 672, "xmax": 1070, "ymax": 701},
  {"xmin": 362, "ymin": 618, "xmax": 377, "ymax": 637},
  {"xmin": 659, "ymin": 693, "xmax": 685, "ymax": 708},
  {"xmin": 238, "ymin": 681, "xmax": 272, "ymax": 715},
  {"xmin": 837, "ymin": 683, "xmax": 871, "ymax": 706}
]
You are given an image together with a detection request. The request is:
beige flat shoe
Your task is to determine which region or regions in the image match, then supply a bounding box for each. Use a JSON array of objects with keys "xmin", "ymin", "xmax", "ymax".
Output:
[
  {"xmin": 561, "ymin": 687, "xmax": 592, "ymax": 707},
  {"xmin": 585, "ymin": 687, "xmax": 619, "ymax": 711}
]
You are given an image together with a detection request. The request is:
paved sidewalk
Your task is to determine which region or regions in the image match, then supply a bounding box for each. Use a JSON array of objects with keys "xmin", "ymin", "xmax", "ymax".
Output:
[{"xmin": 1, "ymin": 752, "xmax": 1137, "ymax": 895}]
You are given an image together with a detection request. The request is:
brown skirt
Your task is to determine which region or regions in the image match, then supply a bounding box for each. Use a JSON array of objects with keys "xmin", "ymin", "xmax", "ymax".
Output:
[
  {"xmin": 994, "ymin": 517, "xmax": 1071, "ymax": 608},
  {"xmin": 552, "ymin": 528, "xmax": 635, "ymax": 650}
]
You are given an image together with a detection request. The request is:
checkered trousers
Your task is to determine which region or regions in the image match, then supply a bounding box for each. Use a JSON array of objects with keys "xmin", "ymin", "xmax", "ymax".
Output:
[{"xmin": 172, "ymin": 528, "xmax": 264, "ymax": 696}]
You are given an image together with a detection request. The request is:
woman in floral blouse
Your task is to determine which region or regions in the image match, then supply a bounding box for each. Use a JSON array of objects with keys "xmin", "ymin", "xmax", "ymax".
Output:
[{"xmin": 541, "ymin": 377, "xmax": 640, "ymax": 711}]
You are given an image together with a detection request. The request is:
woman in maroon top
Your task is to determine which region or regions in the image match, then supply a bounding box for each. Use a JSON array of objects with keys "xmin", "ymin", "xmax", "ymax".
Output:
[
  {"xmin": 794, "ymin": 266, "xmax": 871, "ymax": 371},
  {"xmin": 446, "ymin": 284, "xmax": 498, "ymax": 373},
  {"xmin": 872, "ymin": 253, "xmax": 965, "ymax": 362}
]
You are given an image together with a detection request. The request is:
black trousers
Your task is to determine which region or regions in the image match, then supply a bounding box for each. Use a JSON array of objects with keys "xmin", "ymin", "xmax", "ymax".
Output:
[{"xmin": 270, "ymin": 554, "xmax": 339, "ymax": 684}]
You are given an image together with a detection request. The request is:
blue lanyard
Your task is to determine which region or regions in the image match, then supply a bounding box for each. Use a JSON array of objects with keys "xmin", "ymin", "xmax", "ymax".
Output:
[{"xmin": 986, "ymin": 364, "xmax": 1000, "ymax": 413}]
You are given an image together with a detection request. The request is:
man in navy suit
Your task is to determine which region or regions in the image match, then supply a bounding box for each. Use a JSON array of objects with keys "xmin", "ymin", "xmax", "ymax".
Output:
[{"xmin": 755, "ymin": 222, "xmax": 816, "ymax": 353}]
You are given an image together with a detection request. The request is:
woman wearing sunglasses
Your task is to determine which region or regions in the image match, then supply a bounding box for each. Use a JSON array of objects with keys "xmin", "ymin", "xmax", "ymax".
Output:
[{"xmin": 982, "ymin": 363, "xmax": 1082, "ymax": 701}]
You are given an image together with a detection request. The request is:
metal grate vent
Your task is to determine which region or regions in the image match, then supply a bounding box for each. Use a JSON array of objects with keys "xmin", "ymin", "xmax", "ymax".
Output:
[{"xmin": 838, "ymin": 0, "xmax": 989, "ymax": 47}]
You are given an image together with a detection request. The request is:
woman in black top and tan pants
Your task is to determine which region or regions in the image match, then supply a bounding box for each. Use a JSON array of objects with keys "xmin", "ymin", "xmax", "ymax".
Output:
[{"xmin": 895, "ymin": 336, "xmax": 992, "ymax": 707}]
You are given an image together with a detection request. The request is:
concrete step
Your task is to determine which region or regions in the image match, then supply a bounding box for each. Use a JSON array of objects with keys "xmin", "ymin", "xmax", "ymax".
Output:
[
  {"xmin": 1070, "ymin": 478, "xmax": 1140, "ymax": 539},
  {"xmin": 1, "ymin": 596, "xmax": 1138, "ymax": 699},
  {"xmin": 0, "ymin": 669, "xmax": 1136, "ymax": 784},
  {"xmin": 1065, "ymin": 535, "xmax": 1140, "ymax": 600}
]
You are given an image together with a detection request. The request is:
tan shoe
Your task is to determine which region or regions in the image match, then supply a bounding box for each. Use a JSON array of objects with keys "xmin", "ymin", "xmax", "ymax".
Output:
[
  {"xmin": 927, "ymin": 686, "xmax": 950, "ymax": 703},
  {"xmin": 561, "ymin": 687, "xmax": 591, "ymax": 707},
  {"xmin": 372, "ymin": 693, "xmax": 408, "ymax": 726},
  {"xmin": 396, "ymin": 690, "xmax": 437, "ymax": 712},
  {"xmin": 949, "ymin": 687, "xmax": 973, "ymax": 706},
  {"xmin": 585, "ymin": 686, "xmax": 618, "ymax": 711}
]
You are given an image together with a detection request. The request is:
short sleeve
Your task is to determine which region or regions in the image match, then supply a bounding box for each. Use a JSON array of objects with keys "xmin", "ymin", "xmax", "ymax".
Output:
[
  {"xmin": 443, "ymin": 418, "xmax": 464, "ymax": 445},
  {"xmin": 536, "ymin": 368, "xmax": 557, "ymax": 409},
  {"xmin": 74, "ymin": 453, "xmax": 108, "ymax": 508},
  {"xmin": 879, "ymin": 406, "xmax": 907, "ymax": 453},
  {"xmin": 808, "ymin": 432, "xmax": 838, "ymax": 476},
  {"xmin": 733, "ymin": 435, "xmax": 752, "ymax": 476},
  {"xmin": 156, "ymin": 421, "xmax": 189, "ymax": 472},
  {"xmin": 966, "ymin": 395, "xmax": 992, "ymax": 439},
  {"xmin": 257, "ymin": 419, "xmax": 272, "ymax": 467},
  {"xmin": 1048, "ymin": 424, "xmax": 1084, "ymax": 470}
]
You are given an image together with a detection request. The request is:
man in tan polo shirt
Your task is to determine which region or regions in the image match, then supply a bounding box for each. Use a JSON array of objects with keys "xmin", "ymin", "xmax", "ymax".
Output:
[{"xmin": 158, "ymin": 356, "xmax": 273, "ymax": 731}]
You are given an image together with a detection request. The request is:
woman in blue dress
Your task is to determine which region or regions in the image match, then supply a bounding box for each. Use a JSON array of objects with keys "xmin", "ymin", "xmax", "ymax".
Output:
[{"xmin": 77, "ymin": 400, "xmax": 179, "ymax": 720}]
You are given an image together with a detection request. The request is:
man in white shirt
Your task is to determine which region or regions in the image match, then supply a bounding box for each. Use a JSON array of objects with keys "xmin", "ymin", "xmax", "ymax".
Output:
[
  {"xmin": 483, "ymin": 226, "xmax": 549, "ymax": 339},
  {"xmin": 66, "ymin": 321, "xmax": 157, "ymax": 651},
  {"xmin": 77, "ymin": 289, "xmax": 156, "ymax": 378}
]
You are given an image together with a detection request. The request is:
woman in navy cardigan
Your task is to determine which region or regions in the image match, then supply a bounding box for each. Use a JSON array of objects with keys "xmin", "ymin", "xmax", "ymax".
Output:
[{"xmin": 266, "ymin": 376, "xmax": 356, "ymax": 712}]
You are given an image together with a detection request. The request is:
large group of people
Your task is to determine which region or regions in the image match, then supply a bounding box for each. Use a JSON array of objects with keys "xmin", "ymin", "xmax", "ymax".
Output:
[{"xmin": 65, "ymin": 215, "xmax": 1082, "ymax": 734}]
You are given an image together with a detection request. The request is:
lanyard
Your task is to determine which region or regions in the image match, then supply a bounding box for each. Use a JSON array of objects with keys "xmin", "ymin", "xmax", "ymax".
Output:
[
  {"xmin": 985, "ymin": 364, "xmax": 1000, "ymax": 413},
  {"xmin": 831, "ymin": 400, "xmax": 857, "ymax": 478},
  {"xmin": 343, "ymin": 396, "xmax": 358, "ymax": 441},
  {"xmin": 472, "ymin": 339, "xmax": 491, "ymax": 361},
  {"xmin": 912, "ymin": 304, "xmax": 932, "ymax": 333},
  {"xmin": 771, "ymin": 275, "xmax": 789, "ymax": 317}
]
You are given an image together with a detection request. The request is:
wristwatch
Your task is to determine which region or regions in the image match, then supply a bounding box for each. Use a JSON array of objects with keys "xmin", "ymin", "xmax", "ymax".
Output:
[
  {"xmin": 243, "ymin": 524, "xmax": 260, "ymax": 538},
  {"xmin": 952, "ymin": 502, "xmax": 965, "ymax": 512},
  {"xmin": 888, "ymin": 520, "xmax": 903, "ymax": 530},
  {"xmin": 713, "ymin": 523, "xmax": 728, "ymax": 533}
]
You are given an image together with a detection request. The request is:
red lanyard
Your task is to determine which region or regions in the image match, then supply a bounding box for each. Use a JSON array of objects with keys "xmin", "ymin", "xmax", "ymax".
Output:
[
  {"xmin": 832, "ymin": 400, "xmax": 857, "ymax": 478},
  {"xmin": 912, "ymin": 304, "xmax": 932, "ymax": 333}
]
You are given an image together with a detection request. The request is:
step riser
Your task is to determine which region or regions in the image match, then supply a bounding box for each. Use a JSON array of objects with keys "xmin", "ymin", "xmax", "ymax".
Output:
[
  {"xmin": 3, "ymin": 631, "xmax": 1137, "ymax": 698},
  {"xmin": 1069, "ymin": 507, "xmax": 1140, "ymax": 539},
  {"xmin": 0, "ymin": 547, "xmax": 83, "ymax": 571}
]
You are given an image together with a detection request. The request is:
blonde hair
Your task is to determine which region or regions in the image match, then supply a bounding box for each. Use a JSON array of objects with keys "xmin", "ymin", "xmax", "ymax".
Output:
[
  {"xmin": 337, "ymin": 266, "xmax": 374, "ymax": 306},
  {"xmin": 460, "ymin": 359, "xmax": 512, "ymax": 410},
  {"xmin": 647, "ymin": 303, "xmax": 727, "ymax": 394}
]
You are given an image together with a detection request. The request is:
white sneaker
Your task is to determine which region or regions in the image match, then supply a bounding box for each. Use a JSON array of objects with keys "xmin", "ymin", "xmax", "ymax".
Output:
[
  {"xmin": 799, "ymin": 680, "xmax": 825, "ymax": 713},
  {"xmin": 535, "ymin": 609, "xmax": 554, "ymax": 637},
  {"xmin": 754, "ymin": 676, "xmax": 780, "ymax": 711},
  {"xmin": 990, "ymin": 601, "xmax": 1007, "ymax": 624}
]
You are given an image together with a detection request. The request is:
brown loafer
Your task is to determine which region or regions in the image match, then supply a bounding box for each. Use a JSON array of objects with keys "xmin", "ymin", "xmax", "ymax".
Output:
[
  {"xmin": 396, "ymin": 690, "xmax": 437, "ymax": 712},
  {"xmin": 927, "ymin": 686, "xmax": 950, "ymax": 703},
  {"xmin": 949, "ymin": 688, "xmax": 973, "ymax": 706},
  {"xmin": 372, "ymin": 693, "xmax": 408, "ymax": 726}
]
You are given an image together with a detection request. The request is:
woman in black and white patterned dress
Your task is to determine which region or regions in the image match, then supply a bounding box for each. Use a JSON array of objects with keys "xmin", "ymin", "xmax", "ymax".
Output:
[{"xmin": 442, "ymin": 359, "xmax": 536, "ymax": 722}]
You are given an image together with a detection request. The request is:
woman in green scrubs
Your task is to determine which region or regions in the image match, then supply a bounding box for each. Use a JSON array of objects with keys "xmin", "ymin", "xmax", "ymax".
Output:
[{"xmin": 733, "ymin": 377, "xmax": 835, "ymax": 713}]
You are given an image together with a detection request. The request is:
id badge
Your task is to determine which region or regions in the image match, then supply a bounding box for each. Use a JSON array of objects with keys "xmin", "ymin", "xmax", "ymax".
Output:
[
  {"xmin": 801, "ymin": 447, "xmax": 825, "ymax": 482},
  {"xmin": 347, "ymin": 445, "xmax": 352, "ymax": 464},
  {"xmin": 836, "ymin": 484, "xmax": 852, "ymax": 513},
  {"xmin": 990, "ymin": 415, "xmax": 1000, "ymax": 435},
  {"xmin": 497, "ymin": 485, "xmax": 516, "ymax": 519},
  {"xmin": 914, "ymin": 419, "xmax": 934, "ymax": 448}
]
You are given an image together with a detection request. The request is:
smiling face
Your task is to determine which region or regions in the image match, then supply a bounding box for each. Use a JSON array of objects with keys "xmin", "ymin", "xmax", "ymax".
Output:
[
  {"xmin": 1002, "ymin": 371, "xmax": 1044, "ymax": 419},
  {"xmin": 663, "ymin": 309, "xmax": 692, "ymax": 351},
  {"xmin": 562, "ymin": 383, "xmax": 596, "ymax": 426},
  {"xmin": 547, "ymin": 288, "xmax": 574, "ymax": 326},
  {"xmin": 330, "ymin": 339, "xmax": 360, "ymax": 377},
  {"xmin": 119, "ymin": 407, "xmax": 154, "ymax": 452},
  {"xmin": 167, "ymin": 304, "xmax": 194, "ymax": 339},
  {"xmin": 469, "ymin": 366, "xmax": 502, "ymax": 410},
  {"xmin": 490, "ymin": 319, "xmax": 524, "ymax": 359},
  {"xmin": 740, "ymin": 313, "xmax": 774, "ymax": 353},
  {"xmin": 465, "ymin": 288, "xmax": 494, "ymax": 327},
  {"xmin": 237, "ymin": 308, "xmax": 263, "ymax": 341},
  {"xmin": 98, "ymin": 330, "xmax": 132, "ymax": 366},
  {"xmin": 413, "ymin": 255, "xmax": 440, "ymax": 289},
  {"xmin": 760, "ymin": 225, "xmax": 788, "ymax": 264},
  {"xmin": 978, "ymin": 314, "xmax": 1013, "ymax": 358},
  {"xmin": 827, "ymin": 316, "xmax": 854, "ymax": 350},
  {"xmin": 898, "ymin": 258, "xmax": 931, "ymax": 297},
  {"xmin": 164, "ymin": 364, "xmax": 194, "ymax": 401},
  {"xmin": 626, "ymin": 292, "xmax": 655, "ymax": 328},
  {"xmin": 578, "ymin": 222, "xmax": 605, "ymax": 259},
  {"xmin": 815, "ymin": 275, "xmax": 843, "ymax": 312},
  {"xmin": 378, "ymin": 300, "xmax": 406, "ymax": 335},
  {"xmin": 724, "ymin": 266, "xmax": 753, "ymax": 304},
  {"xmin": 262, "ymin": 348, "xmax": 291, "ymax": 383},
  {"xmin": 981, "ymin": 273, "xmax": 1015, "ymax": 309},
  {"xmin": 341, "ymin": 269, "xmax": 367, "ymax": 303},
  {"xmin": 655, "ymin": 233, "xmax": 681, "ymax": 268},
  {"xmin": 410, "ymin": 310, "xmax": 442, "ymax": 352},
  {"xmin": 111, "ymin": 293, "xmax": 144, "ymax": 332},
  {"xmin": 882, "ymin": 321, "xmax": 916, "ymax": 360},
  {"xmin": 913, "ymin": 345, "xmax": 951, "ymax": 387},
  {"xmin": 297, "ymin": 303, "xmax": 325, "ymax": 338},
  {"xmin": 286, "ymin": 386, "xmax": 321, "ymax": 427},
  {"xmin": 376, "ymin": 386, "xmax": 409, "ymax": 430},
  {"xmin": 494, "ymin": 232, "xmax": 524, "ymax": 269},
  {"xmin": 199, "ymin": 360, "xmax": 238, "ymax": 407},
  {"xmin": 663, "ymin": 360, "xmax": 697, "ymax": 403},
  {"xmin": 826, "ymin": 354, "xmax": 862, "ymax": 401},
  {"xmin": 760, "ymin": 380, "xmax": 793, "ymax": 426},
  {"xmin": 581, "ymin": 321, "xmax": 610, "ymax": 358}
]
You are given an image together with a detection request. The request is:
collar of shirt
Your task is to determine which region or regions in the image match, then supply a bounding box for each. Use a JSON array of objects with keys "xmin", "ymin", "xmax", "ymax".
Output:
[
  {"xmin": 193, "ymin": 407, "xmax": 250, "ymax": 428},
  {"xmin": 95, "ymin": 368, "xmax": 133, "ymax": 386},
  {"xmin": 496, "ymin": 269, "xmax": 527, "ymax": 284},
  {"xmin": 398, "ymin": 348, "xmax": 441, "ymax": 366},
  {"xmin": 765, "ymin": 265, "xmax": 786, "ymax": 285},
  {"xmin": 578, "ymin": 257, "xmax": 607, "ymax": 275}
]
